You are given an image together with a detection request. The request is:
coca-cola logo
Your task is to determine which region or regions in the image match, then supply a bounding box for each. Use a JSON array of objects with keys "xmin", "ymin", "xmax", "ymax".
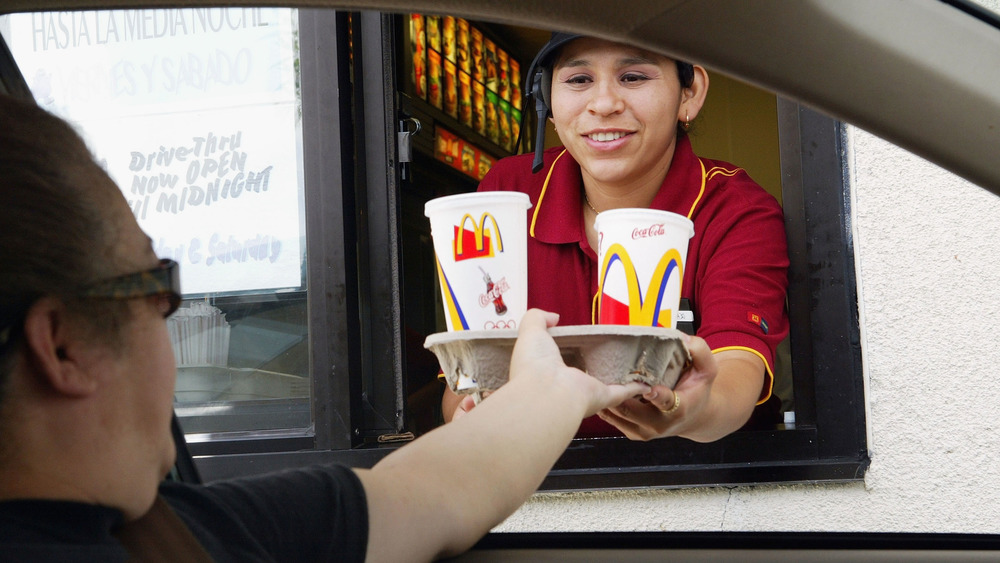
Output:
[
  {"xmin": 632, "ymin": 223, "xmax": 666, "ymax": 239},
  {"xmin": 479, "ymin": 277, "xmax": 510, "ymax": 307}
]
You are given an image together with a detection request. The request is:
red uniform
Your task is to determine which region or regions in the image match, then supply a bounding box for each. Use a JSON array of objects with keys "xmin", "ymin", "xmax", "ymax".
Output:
[{"xmin": 478, "ymin": 136, "xmax": 789, "ymax": 436}]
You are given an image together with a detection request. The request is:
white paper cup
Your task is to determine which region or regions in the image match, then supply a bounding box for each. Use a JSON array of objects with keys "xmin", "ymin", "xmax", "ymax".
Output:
[
  {"xmin": 425, "ymin": 192, "xmax": 531, "ymax": 337},
  {"xmin": 594, "ymin": 209, "xmax": 694, "ymax": 328}
]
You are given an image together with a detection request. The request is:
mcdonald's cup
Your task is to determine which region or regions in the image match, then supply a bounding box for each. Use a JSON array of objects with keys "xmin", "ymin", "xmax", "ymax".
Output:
[
  {"xmin": 595, "ymin": 209, "xmax": 694, "ymax": 329},
  {"xmin": 425, "ymin": 192, "xmax": 532, "ymax": 341}
]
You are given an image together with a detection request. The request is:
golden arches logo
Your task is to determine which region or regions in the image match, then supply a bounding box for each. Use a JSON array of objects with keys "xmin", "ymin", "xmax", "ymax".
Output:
[
  {"xmin": 453, "ymin": 212, "xmax": 504, "ymax": 261},
  {"xmin": 596, "ymin": 243, "xmax": 684, "ymax": 327}
]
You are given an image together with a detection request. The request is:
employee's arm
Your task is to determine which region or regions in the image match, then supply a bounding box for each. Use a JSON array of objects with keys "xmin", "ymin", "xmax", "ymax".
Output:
[{"xmin": 441, "ymin": 385, "xmax": 466, "ymax": 423}]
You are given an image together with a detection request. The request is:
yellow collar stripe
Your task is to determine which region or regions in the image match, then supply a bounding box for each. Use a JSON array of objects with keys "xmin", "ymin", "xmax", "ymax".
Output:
[
  {"xmin": 530, "ymin": 148, "xmax": 569, "ymax": 238},
  {"xmin": 688, "ymin": 164, "xmax": 742, "ymax": 219},
  {"xmin": 686, "ymin": 157, "xmax": 709, "ymax": 220}
]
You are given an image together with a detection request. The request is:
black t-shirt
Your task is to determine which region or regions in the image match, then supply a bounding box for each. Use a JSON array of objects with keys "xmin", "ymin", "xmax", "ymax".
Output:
[{"xmin": 0, "ymin": 464, "xmax": 369, "ymax": 562}]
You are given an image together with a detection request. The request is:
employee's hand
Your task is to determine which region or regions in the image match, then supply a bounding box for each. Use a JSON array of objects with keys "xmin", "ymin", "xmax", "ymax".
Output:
[
  {"xmin": 597, "ymin": 334, "xmax": 762, "ymax": 442},
  {"xmin": 450, "ymin": 393, "xmax": 482, "ymax": 422}
]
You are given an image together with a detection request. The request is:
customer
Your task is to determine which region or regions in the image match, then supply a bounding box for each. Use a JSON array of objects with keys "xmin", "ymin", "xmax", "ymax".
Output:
[{"xmin": 0, "ymin": 93, "xmax": 665, "ymax": 561}]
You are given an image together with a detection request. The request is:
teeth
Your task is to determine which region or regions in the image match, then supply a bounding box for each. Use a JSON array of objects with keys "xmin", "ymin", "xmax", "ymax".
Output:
[{"xmin": 589, "ymin": 131, "xmax": 626, "ymax": 142}]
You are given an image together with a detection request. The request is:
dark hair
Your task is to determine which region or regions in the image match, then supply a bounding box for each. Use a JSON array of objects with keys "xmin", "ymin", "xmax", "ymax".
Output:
[
  {"xmin": 676, "ymin": 61, "xmax": 695, "ymax": 89},
  {"xmin": 674, "ymin": 61, "xmax": 696, "ymax": 136},
  {"xmin": 0, "ymin": 95, "xmax": 130, "ymax": 390}
]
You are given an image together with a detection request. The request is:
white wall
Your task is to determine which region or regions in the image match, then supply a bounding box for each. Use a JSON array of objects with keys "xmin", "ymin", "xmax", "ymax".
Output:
[{"xmin": 496, "ymin": 124, "xmax": 1000, "ymax": 533}]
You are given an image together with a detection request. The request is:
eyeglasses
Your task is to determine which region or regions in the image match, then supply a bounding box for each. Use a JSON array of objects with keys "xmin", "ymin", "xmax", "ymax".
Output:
[
  {"xmin": 78, "ymin": 258, "xmax": 182, "ymax": 318},
  {"xmin": 0, "ymin": 260, "xmax": 181, "ymax": 350}
]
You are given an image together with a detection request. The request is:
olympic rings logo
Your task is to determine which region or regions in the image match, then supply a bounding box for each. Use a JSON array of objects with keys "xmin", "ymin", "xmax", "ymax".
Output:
[{"xmin": 484, "ymin": 320, "xmax": 516, "ymax": 330}]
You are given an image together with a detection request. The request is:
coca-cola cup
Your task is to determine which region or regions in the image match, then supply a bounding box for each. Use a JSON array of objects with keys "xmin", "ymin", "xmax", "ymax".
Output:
[
  {"xmin": 594, "ymin": 209, "xmax": 694, "ymax": 328},
  {"xmin": 425, "ymin": 192, "xmax": 531, "ymax": 340}
]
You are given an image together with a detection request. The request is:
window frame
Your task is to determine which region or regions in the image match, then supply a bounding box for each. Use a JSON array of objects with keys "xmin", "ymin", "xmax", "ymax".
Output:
[{"xmin": 192, "ymin": 12, "xmax": 869, "ymax": 489}]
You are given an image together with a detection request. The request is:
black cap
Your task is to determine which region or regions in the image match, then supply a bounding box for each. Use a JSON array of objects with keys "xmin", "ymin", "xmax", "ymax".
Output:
[
  {"xmin": 517, "ymin": 32, "xmax": 582, "ymax": 173},
  {"xmin": 524, "ymin": 32, "xmax": 582, "ymax": 86}
]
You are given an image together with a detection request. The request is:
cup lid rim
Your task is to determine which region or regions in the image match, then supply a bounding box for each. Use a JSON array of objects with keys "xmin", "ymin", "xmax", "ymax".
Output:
[{"xmin": 425, "ymin": 192, "xmax": 532, "ymax": 215}]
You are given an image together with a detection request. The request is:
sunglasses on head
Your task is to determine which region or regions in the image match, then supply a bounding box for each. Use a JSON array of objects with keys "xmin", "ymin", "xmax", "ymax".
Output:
[
  {"xmin": 78, "ymin": 258, "xmax": 182, "ymax": 318},
  {"xmin": 1, "ymin": 259, "xmax": 182, "ymax": 350}
]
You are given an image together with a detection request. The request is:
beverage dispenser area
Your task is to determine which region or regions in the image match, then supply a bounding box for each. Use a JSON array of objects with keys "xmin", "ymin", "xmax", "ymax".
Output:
[{"xmin": 396, "ymin": 15, "xmax": 541, "ymax": 434}]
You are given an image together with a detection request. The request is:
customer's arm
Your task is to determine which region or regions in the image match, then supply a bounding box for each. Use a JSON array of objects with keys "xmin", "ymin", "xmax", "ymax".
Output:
[{"xmin": 355, "ymin": 309, "xmax": 650, "ymax": 562}]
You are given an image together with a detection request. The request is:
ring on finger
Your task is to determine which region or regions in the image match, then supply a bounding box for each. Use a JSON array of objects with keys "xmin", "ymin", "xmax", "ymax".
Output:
[{"xmin": 659, "ymin": 392, "xmax": 681, "ymax": 414}]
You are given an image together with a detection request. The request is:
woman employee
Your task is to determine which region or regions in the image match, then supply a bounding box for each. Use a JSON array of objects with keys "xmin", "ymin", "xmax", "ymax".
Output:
[{"xmin": 442, "ymin": 33, "xmax": 789, "ymax": 442}]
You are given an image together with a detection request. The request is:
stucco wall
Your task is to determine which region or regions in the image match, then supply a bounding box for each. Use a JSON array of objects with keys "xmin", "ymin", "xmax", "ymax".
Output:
[{"xmin": 496, "ymin": 124, "xmax": 1000, "ymax": 533}]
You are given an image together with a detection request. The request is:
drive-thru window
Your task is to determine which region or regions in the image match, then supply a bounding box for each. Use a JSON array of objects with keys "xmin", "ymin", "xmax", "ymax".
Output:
[{"xmin": 0, "ymin": 7, "xmax": 866, "ymax": 488}]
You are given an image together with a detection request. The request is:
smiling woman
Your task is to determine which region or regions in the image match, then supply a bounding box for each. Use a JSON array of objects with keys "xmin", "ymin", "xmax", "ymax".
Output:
[{"xmin": 441, "ymin": 34, "xmax": 791, "ymax": 445}]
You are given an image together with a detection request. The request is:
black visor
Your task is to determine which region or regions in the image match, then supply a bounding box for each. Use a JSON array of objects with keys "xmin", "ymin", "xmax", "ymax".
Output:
[{"xmin": 519, "ymin": 32, "xmax": 582, "ymax": 173}]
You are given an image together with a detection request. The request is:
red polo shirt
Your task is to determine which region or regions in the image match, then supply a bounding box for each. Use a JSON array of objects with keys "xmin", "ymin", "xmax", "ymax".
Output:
[{"xmin": 478, "ymin": 136, "xmax": 789, "ymax": 437}]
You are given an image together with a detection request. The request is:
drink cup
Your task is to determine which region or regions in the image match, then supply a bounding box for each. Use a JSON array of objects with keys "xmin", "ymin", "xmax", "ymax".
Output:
[
  {"xmin": 425, "ymin": 192, "xmax": 531, "ymax": 335},
  {"xmin": 594, "ymin": 209, "xmax": 694, "ymax": 329}
]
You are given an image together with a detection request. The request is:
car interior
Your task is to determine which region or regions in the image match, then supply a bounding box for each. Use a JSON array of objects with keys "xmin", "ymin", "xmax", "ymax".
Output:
[{"xmin": 3, "ymin": 0, "xmax": 1000, "ymax": 559}]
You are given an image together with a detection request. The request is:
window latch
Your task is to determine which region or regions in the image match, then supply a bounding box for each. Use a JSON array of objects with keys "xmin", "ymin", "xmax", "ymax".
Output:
[
  {"xmin": 397, "ymin": 117, "xmax": 422, "ymax": 180},
  {"xmin": 377, "ymin": 431, "xmax": 415, "ymax": 444}
]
